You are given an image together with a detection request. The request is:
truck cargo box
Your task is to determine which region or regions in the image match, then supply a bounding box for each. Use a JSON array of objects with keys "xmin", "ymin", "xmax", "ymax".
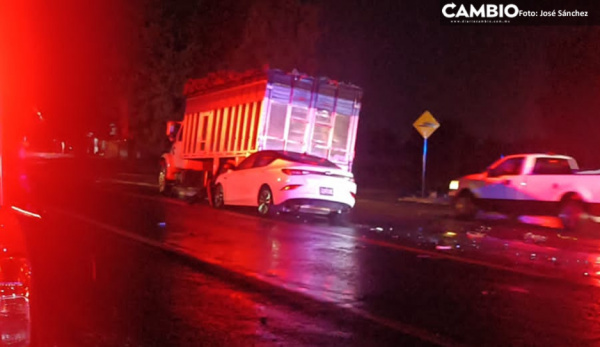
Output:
[{"xmin": 179, "ymin": 69, "xmax": 362, "ymax": 172}]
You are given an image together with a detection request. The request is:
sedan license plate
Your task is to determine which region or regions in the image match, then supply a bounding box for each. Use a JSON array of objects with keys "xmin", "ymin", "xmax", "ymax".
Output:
[{"xmin": 320, "ymin": 187, "xmax": 334, "ymax": 196}]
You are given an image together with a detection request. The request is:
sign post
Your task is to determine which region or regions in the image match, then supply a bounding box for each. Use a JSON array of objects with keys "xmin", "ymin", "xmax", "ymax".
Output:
[{"xmin": 413, "ymin": 110, "xmax": 440, "ymax": 198}]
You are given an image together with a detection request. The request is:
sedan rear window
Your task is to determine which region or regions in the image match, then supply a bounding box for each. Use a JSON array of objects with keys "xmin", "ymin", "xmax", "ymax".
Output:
[{"xmin": 275, "ymin": 151, "xmax": 339, "ymax": 168}]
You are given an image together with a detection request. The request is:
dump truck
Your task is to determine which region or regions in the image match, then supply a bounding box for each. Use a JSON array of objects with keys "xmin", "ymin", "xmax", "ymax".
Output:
[{"xmin": 159, "ymin": 68, "xmax": 363, "ymax": 200}]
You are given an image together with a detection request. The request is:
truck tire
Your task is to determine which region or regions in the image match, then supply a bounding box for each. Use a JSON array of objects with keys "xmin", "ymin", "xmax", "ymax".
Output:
[
  {"xmin": 206, "ymin": 179, "xmax": 215, "ymax": 207},
  {"xmin": 197, "ymin": 172, "xmax": 213, "ymax": 203},
  {"xmin": 159, "ymin": 161, "xmax": 173, "ymax": 196},
  {"xmin": 559, "ymin": 199, "xmax": 584, "ymax": 231},
  {"xmin": 213, "ymin": 183, "xmax": 225, "ymax": 209},
  {"xmin": 257, "ymin": 185, "xmax": 275, "ymax": 217},
  {"xmin": 453, "ymin": 192, "xmax": 477, "ymax": 220}
]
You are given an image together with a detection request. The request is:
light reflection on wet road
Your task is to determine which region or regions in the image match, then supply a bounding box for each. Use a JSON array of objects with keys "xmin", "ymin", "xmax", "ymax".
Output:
[
  {"xmin": 28, "ymin": 210, "xmax": 426, "ymax": 346},
  {"xmin": 25, "ymin": 177, "xmax": 600, "ymax": 346}
]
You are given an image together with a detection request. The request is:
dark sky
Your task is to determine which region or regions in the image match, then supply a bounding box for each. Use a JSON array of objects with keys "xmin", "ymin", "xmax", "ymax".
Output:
[
  {"xmin": 3, "ymin": 0, "xmax": 600, "ymax": 192},
  {"xmin": 318, "ymin": 1, "xmax": 598, "ymax": 144},
  {"xmin": 4, "ymin": 0, "xmax": 600, "ymax": 165}
]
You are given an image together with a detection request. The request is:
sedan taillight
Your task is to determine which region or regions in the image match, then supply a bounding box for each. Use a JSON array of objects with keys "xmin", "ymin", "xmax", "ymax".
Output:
[
  {"xmin": 281, "ymin": 169, "xmax": 310, "ymax": 175},
  {"xmin": 281, "ymin": 184, "xmax": 303, "ymax": 191}
]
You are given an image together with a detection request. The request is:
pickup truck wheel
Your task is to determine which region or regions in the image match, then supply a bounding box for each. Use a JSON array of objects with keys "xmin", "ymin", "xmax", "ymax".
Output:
[
  {"xmin": 158, "ymin": 162, "xmax": 172, "ymax": 196},
  {"xmin": 454, "ymin": 194, "xmax": 477, "ymax": 220},
  {"xmin": 213, "ymin": 184, "xmax": 225, "ymax": 209},
  {"xmin": 559, "ymin": 200, "xmax": 584, "ymax": 231}
]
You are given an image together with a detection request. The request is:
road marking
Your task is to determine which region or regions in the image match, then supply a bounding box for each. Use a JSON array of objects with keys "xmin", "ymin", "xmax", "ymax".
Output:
[
  {"xmin": 101, "ymin": 187, "xmax": 190, "ymax": 207},
  {"xmin": 101, "ymin": 179, "xmax": 157, "ymax": 188},
  {"xmin": 50, "ymin": 207, "xmax": 461, "ymax": 347},
  {"xmin": 11, "ymin": 206, "xmax": 42, "ymax": 219},
  {"xmin": 348, "ymin": 309, "xmax": 463, "ymax": 347}
]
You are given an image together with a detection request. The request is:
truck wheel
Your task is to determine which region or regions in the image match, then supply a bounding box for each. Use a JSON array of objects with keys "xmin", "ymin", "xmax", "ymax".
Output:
[
  {"xmin": 257, "ymin": 186, "xmax": 274, "ymax": 217},
  {"xmin": 559, "ymin": 199, "xmax": 584, "ymax": 231},
  {"xmin": 158, "ymin": 162, "xmax": 172, "ymax": 196},
  {"xmin": 453, "ymin": 193, "xmax": 477, "ymax": 220},
  {"xmin": 199, "ymin": 172, "xmax": 213, "ymax": 203},
  {"xmin": 212, "ymin": 184, "xmax": 225, "ymax": 209}
]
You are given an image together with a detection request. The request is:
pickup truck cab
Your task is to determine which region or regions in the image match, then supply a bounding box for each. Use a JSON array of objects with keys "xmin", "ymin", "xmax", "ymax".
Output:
[{"xmin": 448, "ymin": 153, "xmax": 600, "ymax": 229}]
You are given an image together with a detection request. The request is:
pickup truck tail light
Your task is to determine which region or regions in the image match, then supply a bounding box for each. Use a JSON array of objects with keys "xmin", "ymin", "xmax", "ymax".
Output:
[{"xmin": 0, "ymin": 257, "xmax": 32, "ymax": 347}]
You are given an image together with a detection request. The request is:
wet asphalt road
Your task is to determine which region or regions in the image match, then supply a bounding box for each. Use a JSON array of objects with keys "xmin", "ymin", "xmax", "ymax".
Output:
[
  {"xmin": 15, "ymin": 162, "xmax": 600, "ymax": 346},
  {"xmin": 26, "ymin": 205, "xmax": 433, "ymax": 346}
]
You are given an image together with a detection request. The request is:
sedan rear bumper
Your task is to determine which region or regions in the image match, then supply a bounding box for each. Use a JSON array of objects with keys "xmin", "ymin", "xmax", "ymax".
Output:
[{"xmin": 278, "ymin": 198, "xmax": 352, "ymax": 215}]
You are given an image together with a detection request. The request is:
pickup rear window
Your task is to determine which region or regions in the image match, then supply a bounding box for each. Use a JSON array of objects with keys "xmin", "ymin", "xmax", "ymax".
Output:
[{"xmin": 532, "ymin": 158, "xmax": 573, "ymax": 175}]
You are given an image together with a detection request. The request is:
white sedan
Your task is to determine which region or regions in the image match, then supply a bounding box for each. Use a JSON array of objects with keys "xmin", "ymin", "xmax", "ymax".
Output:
[{"xmin": 212, "ymin": 150, "xmax": 357, "ymax": 222}]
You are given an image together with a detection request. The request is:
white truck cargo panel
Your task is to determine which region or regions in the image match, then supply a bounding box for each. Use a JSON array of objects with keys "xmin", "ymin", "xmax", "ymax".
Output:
[{"xmin": 180, "ymin": 69, "xmax": 362, "ymax": 171}]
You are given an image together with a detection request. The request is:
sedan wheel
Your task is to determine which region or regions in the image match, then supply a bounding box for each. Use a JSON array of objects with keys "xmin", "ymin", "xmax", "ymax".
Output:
[
  {"xmin": 213, "ymin": 184, "xmax": 225, "ymax": 209},
  {"xmin": 257, "ymin": 186, "xmax": 274, "ymax": 217}
]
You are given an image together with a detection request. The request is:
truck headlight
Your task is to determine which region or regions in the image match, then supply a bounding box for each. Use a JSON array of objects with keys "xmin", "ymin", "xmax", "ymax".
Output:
[{"xmin": 449, "ymin": 180, "xmax": 459, "ymax": 190}]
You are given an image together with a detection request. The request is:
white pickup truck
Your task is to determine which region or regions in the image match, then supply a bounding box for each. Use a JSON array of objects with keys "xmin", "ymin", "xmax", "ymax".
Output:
[{"xmin": 448, "ymin": 153, "xmax": 600, "ymax": 229}]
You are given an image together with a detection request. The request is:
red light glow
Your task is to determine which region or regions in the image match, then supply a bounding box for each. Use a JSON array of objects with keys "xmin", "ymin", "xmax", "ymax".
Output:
[
  {"xmin": 281, "ymin": 184, "xmax": 302, "ymax": 191},
  {"xmin": 281, "ymin": 169, "xmax": 310, "ymax": 175}
]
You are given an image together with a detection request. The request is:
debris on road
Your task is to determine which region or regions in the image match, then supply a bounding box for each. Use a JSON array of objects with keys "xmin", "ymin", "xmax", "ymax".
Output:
[{"xmin": 524, "ymin": 232, "xmax": 547, "ymax": 244}]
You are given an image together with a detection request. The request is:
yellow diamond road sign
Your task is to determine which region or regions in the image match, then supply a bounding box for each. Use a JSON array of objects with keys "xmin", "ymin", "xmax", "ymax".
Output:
[{"xmin": 413, "ymin": 111, "xmax": 440, "ymax": 139}]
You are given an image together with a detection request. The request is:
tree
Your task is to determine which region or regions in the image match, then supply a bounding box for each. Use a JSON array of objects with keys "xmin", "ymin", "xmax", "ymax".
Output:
[
  {"xmin": 127, "ymin": 0, "xmax": 204, "ymax": 155},
  {"xmin": 125, "ymin": 0, "xmax": 323, "ymax": 155},
  {"xmin": 218, "ymin": 0, "xmax": 321, "ymax": 74}
]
